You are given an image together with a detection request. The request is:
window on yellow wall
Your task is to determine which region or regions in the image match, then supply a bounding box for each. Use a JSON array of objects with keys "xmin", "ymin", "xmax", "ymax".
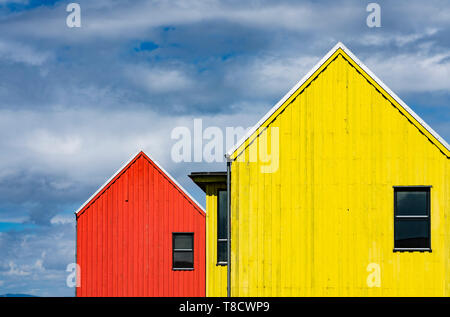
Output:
[
  {"xmin": 217, "ymin": 189, "xmax": 228, "ymax": 264},
  {"xmin": 394, "ymin": 187, "xmax": 431, "ymax": 252}
]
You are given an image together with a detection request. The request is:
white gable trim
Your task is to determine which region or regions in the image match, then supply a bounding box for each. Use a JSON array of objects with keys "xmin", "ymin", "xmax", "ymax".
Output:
[
  {"xmin": 225, "ymin": 42, "xmax": 450, "ymax": 158},
  {"xmin": 75, "ymin": 150, "xmax": 205, "ymax": 215}
]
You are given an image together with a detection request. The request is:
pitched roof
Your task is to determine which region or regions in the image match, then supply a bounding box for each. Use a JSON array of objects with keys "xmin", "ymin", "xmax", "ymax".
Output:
[
  {"xmin": 225, "ymin": 42, "xmax": 450, "ymax": 159},
  {"xmin": 75, "ymin": 151, "xmax": 205, "ymax": 216}
]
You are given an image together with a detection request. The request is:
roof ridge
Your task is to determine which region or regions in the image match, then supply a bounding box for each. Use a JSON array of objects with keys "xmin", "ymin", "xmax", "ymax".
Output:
[
  {"xmin": 139, "ymin": 151, "xmax": 206, "ymax": 215},
  {"xmin": 225, "ymin": 42, "xmax": 449, "ymax": 158},
  {"xmin": 75, "ymin": 150, "xmax": 205, "ymax": 216}
]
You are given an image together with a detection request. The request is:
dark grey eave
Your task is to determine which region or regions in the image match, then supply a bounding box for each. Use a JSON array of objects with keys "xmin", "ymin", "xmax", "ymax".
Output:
[
  {"xmin": 188, "ymin": 171, "xmax": 227, "ymax": 192},
  {"xmin": 189, "ymin": 171, "xmax": 227, "ymax": 176}
]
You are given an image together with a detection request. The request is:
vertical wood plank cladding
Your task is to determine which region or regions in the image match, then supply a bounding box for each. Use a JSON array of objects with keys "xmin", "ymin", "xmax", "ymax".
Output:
[
  {"xmin": 205, "ymin": 183, "xmax": 228, "ymax": 296},
  {"xmin": 230, "ymin": 52, "xmax": 449, "ymax": 296},
  {"xmin": 76, "ymin": 152, "xmax": 205, "ymax": 297}
]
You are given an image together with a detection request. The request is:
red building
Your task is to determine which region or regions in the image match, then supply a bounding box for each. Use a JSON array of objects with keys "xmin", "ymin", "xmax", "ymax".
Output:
[{"xmin": 75, "ymin": 151, "xmax": 205, "ymax": 297}]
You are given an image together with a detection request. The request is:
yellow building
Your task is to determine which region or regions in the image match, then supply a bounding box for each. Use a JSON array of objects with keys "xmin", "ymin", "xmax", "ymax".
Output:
[
  {"xmin": 189, "ymin": 172, "xmax": 228, "ymax": 297},
  {"xmin": 194, "ymin": 43, "xmax": 450, "ymax": 296}
]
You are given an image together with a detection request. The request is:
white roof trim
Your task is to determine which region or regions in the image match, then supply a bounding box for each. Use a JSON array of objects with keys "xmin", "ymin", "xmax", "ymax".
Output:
[
  {"xmin": 226, "ymin": 42, "xmax": 450, "ymax": 158},
  {"xmin": 75, "ymin": 150, "xmax": 205, "ymax": 215}
]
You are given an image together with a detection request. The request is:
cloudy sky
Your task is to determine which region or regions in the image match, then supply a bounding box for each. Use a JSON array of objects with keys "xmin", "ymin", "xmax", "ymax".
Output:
[{"xmin": 0, "ymin": 0, "xmax": 449, "ymax": 296}]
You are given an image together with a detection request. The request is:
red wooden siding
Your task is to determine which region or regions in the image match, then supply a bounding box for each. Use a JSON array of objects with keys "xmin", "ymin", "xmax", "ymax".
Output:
[{"xmin": 76, "ymin": 151, "xmax": 205, "ymax": 297}]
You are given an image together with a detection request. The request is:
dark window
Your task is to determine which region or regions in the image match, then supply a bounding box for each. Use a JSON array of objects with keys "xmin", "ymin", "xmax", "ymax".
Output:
[
  {"xmin": 217, "ymin": 190, "xmax": 228, "ymax": 264},
  {"xmin": 394, "ymin": 187, "xmax": 431, "ymax": 251},
  {"xmin": 173, "ymin": 233, "xmax": 194, "ymax": 269}
]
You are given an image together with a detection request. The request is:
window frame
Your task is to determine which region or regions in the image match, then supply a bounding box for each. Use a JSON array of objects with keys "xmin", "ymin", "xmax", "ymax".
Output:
[
  {"xmin": 217, "ymin": 188, "xmax": 228, "ymax": 266},
  {"xmin": 393, "ymin": 186, "xmax": 432, "ymax": 252},
  {"xmin": 172, "ymin": 232, "xmax": 194, "ymax": 270}
]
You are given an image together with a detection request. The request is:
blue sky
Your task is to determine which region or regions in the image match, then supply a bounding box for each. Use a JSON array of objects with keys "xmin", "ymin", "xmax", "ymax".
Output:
[{"xmin": 0, "ymin": 0, "xmax": 449, "ymax": 296}]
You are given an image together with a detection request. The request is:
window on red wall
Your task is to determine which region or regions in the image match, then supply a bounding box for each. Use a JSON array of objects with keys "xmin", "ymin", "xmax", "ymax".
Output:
[{"xmin": 173, "ymin": 233, "xmax": 194, "ymax": 270}]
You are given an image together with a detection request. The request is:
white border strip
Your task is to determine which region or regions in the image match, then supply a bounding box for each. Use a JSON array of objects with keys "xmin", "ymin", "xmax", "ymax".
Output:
[
  {"xmin": 225, "ymin": 42, "xmax": 449, "ymax": 158},
  {"xmin": 75, "ymin": 150, "xmax": 205, "ymax": 215}
]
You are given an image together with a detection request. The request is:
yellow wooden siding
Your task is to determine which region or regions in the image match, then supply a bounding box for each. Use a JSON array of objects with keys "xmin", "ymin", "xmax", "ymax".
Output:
[
  {"xmin": 230, "ymin": 52, "xmax": 449, "ymax": 296},
  {"xmin": 206, "ymin": 183, "xmax": 228, "ymax": 296}
]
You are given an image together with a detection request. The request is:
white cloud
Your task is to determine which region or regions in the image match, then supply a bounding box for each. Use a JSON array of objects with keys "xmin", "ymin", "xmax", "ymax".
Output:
[
  {"xmin": 0, "ymin": 108, "xmax": 248, "ymax": 196},
  {"xmin": 225, "ymin": 55, "xmax": 319, "ymax": 98},
  {"xmin": 0, "ymin": 1, "xmax": 356, "ymax": 41},
  {"xmin": 85, "ymin": 2, "xmax": 320, "ymax": 36},
  {"xmin": 366, "ymin": 52, "xmax": 450, "ymax": 92},
  {"xmin": 5, "ymin": 261, "xmax": 31, "ymax": 277},
  {"xmin": 359, "ymin": 28, "xmax": 440, "ymax": 47},
  {"xmin": 50, "ymin": 214, "xmax": 74, "ymax": 225},
  {"xmin": 27, "ymin": 130, "xmax": 83, "ymax": 156},
  {"xmin": 0, "ymin": 40, "xmax": 51, "ymax": 66},
  {"xmin": 126, "ymin": 65, "xmax": 195, "ymax": 93}
]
